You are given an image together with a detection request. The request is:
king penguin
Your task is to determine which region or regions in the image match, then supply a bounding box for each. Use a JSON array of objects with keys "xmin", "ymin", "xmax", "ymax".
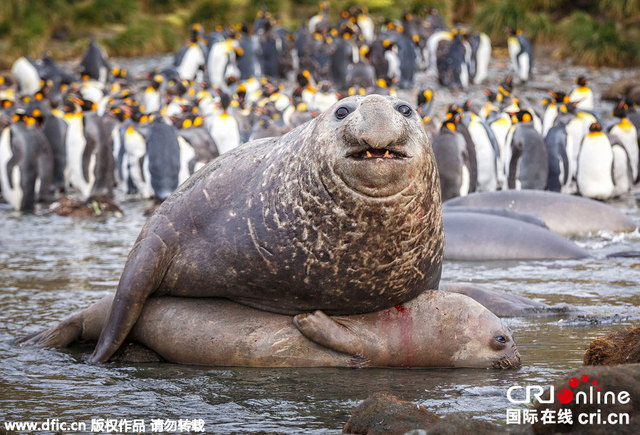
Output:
[
  {"xmin": 144, "ymin": 118, "xmax": 181, "ymax": 201},
  {"xmin": 10, "ymin": 57, "xmax": 42, "ymax": 96},
  {"xmin": 60, "ymin": 96, "xmax": 114, "ymax": 200},
  {"xmin": 469, "ymin": 32, "xmax": 491, "ymax": 85},
  {"xmin": 416, "ymin": 88, "xmax": 434, "ymax": 122},
  {"xmin": 609, "ymin": 100, "xmax": 639, "ymax": 183},
  {"xmin": 576, "ymin": 122, "xmax": 615, "ymax": 200},
  {"xmin": 432, "ymin": 118, "xmax": 472, "ymax": 201},
  {"xmin": 609, "ymin": 133, "xmax": 633, "ymax": 198},
  {"xmin": 461, "ymin": 101, "xmax": 500, "ymax": 192},
  {"xmin": 175, "ymin": 23, "xmax": 207, "ymax": 82},
  {"xmin": 79, "ymin": 39, "xmax": 110, "ymax": 86},
  {"xmin": 506, "ymin": 110, "xmax": 548, "ymax": 190},
  {"xmin": 544, "ymin": 106, "xmax": 571, "ymax": 192},
  {"xmin": 209, "ymin": 92, "xmax": 241, "ymax": 154},
  {"xmin": 507, "ymin": 28, "xmax": 533, "ymax": 83},
  {"xmin": 569, "ymin": 76, "xmax": 595, "ymax": 111},
  {"xmin": 0, "ymin": 110, "xmax": 54, "ymax": 210}
]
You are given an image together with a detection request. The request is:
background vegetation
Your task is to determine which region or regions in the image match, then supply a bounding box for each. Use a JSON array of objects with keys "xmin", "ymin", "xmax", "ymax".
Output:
[{"xmin": 1, "ymin": 0, "xmax": 639, "ymax": 69}]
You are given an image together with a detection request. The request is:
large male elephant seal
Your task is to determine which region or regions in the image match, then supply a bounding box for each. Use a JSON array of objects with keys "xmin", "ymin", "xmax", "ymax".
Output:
[
  {"xmin": 19, "ymin": 291, "xmax": 520, "ymax": 369},
  {"xmin": 89, "ymin": 95, "xmax": 444, "ymax": 363}
]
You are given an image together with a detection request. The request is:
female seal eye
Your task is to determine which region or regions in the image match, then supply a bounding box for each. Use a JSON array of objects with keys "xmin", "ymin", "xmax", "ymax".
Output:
[
  {"xmin": 494, "ymin": 335, "xmax": 507, "ymax": 344},
  {"xmin": 335, "ymin": 106, "xmax": 350, "ymax": 120},
  {"xmin": 397, "ymin": 104, "xmax": 412, "ymax": 117}
]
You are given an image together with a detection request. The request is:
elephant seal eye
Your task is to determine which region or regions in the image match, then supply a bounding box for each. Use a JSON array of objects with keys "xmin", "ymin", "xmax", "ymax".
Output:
[
  {"xmin": 397, "ymin": 104, "xmax": 412, "ymax": 117},
  {"xmin": 335, "ymin": 106, "xmax": 350, "ymax": 119},
  {"xmin": 495, "ymin": 335, "xmax": 507, "ymax": 344}
]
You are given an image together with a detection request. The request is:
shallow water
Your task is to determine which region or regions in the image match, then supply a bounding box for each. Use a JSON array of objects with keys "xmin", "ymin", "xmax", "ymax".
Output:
[{"xmin": 1, "ymin": 192, "xmax": 639, "ymax": 433}]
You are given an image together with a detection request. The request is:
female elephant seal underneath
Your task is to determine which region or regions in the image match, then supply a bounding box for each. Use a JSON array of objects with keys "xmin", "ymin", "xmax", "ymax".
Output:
[
  {"xmin": 19, "ymin": 291, "xmax": 520, "ymax": 369},
  {"xmin": 89, "ymin": 94, "xmax": 444, "ymax": 363}
]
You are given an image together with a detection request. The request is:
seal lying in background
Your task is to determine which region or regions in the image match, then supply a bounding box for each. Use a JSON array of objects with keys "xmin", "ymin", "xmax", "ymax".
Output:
[
  {"xmin": 83, "ymin": 95, "xmax": 444, "ymax": 363},
  {"xmin": 443, "ymin": 211, "xmax": 590, "ymax": 260},
  {"xmin": 18, "ymin": 291, "xmax": 520, "ymax": 369},
  {"xmin": 444, "ymin": 190, "xmax": 637, "ymax": 236}
]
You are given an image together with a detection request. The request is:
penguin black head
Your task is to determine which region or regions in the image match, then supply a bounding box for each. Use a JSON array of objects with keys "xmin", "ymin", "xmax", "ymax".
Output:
[
  {"xmin": 589, "ymin": 122, "xmax": 602, "ymax": 132},
  {"xmin": 417, "ymin": 89, "xmax": 433, "ymax": 106},
  {"xmin": 613, "ymin": 100, "xmax": 628, "ymax": 119},
  {"xmin": 0, "ymin": 75, "xmax": 15, "ymax": 89},
  {"xmin": 549, "ymin": 91, "xmax": 569, "ymax": 104},
  {"xmin": 441, "ymin": 118, "xmax": 457, "ymax": 132},
  {"xmin": 219, "ymin": 93, "xmax": 232, "ymax": 112},
  {"xmin": 576, "ymin": 76, "xmax": 588, "ymax": 86},
  {"xmin": 499, "ymin": 76, "xmax": 513, "ymax": 96},
  {"xmin": 483, "ymin": 89, "xmax": 498, "ymax": 103}
]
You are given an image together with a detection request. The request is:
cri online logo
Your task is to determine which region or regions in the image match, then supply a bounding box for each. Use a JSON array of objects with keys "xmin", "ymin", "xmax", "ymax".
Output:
[{"xmin": 507, "ymin": 375, "xmax": 631, "ymax": 405}]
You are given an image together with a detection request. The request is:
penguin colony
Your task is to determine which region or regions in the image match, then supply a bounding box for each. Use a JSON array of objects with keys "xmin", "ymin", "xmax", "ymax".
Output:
[{"xmin": 0, "ymin": 5, "xmax": 638, "ymax": 212}]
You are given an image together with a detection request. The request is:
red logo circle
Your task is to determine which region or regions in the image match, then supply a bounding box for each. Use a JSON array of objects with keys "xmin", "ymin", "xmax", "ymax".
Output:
[{"xmin": 558, "ymin": 388, "xmax": 574, "ymax": 404}]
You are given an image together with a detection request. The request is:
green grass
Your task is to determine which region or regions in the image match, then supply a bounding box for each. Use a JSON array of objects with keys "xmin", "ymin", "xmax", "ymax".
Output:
[
  {"xmin": 561, "ymin": 11, "xmax": 639, "ymax": 67},
  {"xmin": 0, "ymin": 0, "xmax": 639, "ymax": 69},
  {"xmin": 102, "ymin": 19, "xmax": 182, "ymax": 57}
]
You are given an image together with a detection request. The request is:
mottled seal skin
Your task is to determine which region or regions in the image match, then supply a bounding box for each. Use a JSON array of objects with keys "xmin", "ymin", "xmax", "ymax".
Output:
[
  {"xmin": 444, "ymin": 190, "xmax": 636, "ymax": 236},
  {"xmin": 90, "ymin": 94, "xmax": 444, "ymax": 363},
  {"xmin": 18, "ymin": 291, "xmax": 519, "ymax": 369}
]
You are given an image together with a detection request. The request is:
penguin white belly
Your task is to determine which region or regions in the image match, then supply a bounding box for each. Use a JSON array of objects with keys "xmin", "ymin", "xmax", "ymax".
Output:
[
  {"xmin": 507, "ymin": 39, "xmax": 520, "ymax": 75},
  {"xmin": 612, "ymin": 144, "xmax": 631, "ymax": 197},
  {"xmin": 517, "ymin": 53, "xmax": 530, "ymax": 82},
  {"xmin": 177, "ymin": 136, "xmax": 196, "ymax": 185},
  {"xmin": 460, "ymin": 164, "xmax": 470, "ymax": 197},
  {"xmin": 143, "ymin": 90, "xmax": 161, "ymax": 114},
  {"xmin": 577, "ymin": 134, "xmax": 614, "ymax": 200},
  {"xmin": 502, "ymin": 125, "xmax": 516, "ymax": 185},
  {"xmin": 564, "ymin": 130, "xmax": 578, "ymax": 188},
  {"xmin": 542, "ymin": 105, "xmax": 558, "ymax": 137},
  {"xmin": 385, "ymin": 51, "xmax": 401, "ymax": 81},
  {"xmin": 208, "ymin": 43, "xmax": 230, "ymax": 90},
  {"xmin": 468, "ymin": 121, "xmax": 497, "ymax": 191},
  {"xmin": 65, "ymin": 115, "xmax": 95, "ymax": 200},
  {"xmin": 610, "ymin": 124, "xmax": 639, "ymax": 181},
  {"xmin": 11, "ymin": 57, "xmax": 40, "ymax": 96},
  {"xmin": 0, "ymin": 128, "xmax": 23, "ymax": 210},
  {"xmin": 357, "ymin": 17, "xmax": 374, "ymax": 43},
  {"xmin": 569, "ymin": 88, "xmax": 594, "ymax": 111},
  {"xmin": 459, "ymin": 63, "xmax": 469, "ymax": 89},
  {"xmin": 211, "ymin": 115, "xmax": 240, "ymax": 155},
  {"xmin": 124, "ymin": 127, "xmax": 153, "ymax": 198},
  {"xmin": 177, "ymin": 45, "xmax": 205, "ymax": 81},
  {"xmin": 472, "ymin": 34, "xmax": 491, "ymax": 85},
  {"xmin": 80, "ymin": 81, "xmax": 104, "ymax": 103},
  {"xmin": 311, "ymin": 93, "xmax": 339, "ymax": 113},
  {"xmin": 566, "ymin": 115, "xmax": 592, "ymax": 179}
]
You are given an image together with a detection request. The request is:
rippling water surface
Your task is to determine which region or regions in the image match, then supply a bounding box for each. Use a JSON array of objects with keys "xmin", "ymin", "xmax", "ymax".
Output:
[{"xmin": 1, "ymin": 193, "xmax": 638, "ymax": 433}]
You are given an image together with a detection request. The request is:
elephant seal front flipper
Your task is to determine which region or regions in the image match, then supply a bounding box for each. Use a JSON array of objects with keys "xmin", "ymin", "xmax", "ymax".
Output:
[
  {"xmin": 92, "ymin": 235, "xmax": 172, "ymax": 362},
  {"xmin": 294, "ymin": 311, "xmax": 371, "ymax": 358}
]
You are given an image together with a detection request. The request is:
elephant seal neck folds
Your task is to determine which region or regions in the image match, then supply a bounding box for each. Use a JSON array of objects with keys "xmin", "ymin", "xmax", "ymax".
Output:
[{"xmin": 256, "ymin": 94, "xmax": 444, "ymax": 312}]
